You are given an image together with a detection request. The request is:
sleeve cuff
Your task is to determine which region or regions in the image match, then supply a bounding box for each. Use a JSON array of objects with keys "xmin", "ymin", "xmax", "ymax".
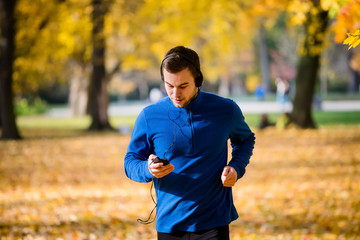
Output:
[
  {"xmin": 228, "ymin": 163, "xmax": 246, "ymax": 180},
  {"xmin": 143, "ymin": 160, "xmax": 154, "ymax": 182}
]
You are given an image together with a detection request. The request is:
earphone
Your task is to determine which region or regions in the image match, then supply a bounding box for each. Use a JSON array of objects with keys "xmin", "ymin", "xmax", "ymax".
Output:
[
  {"xmin": 160, "ymin": 53, "xmax": 204, "ymax": 87},
  {"xmin": 137, "ymin": 99, "xmax": 192, "ymax": 225}
]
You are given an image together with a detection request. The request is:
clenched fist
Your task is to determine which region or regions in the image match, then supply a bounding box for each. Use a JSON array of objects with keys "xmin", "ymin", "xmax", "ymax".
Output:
[{"xmin": 221, "ymin": 166, "xmax": 238, "ymax": 187}]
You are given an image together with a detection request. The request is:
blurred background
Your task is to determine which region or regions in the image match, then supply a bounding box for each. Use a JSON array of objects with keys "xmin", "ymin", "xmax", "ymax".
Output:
[
  {"xmin": 1, "ymin": 0, "xmax": 360, "ymax": 138},
  {"xmin": 1, "ymin": 1, "xmax": 360, "ymax": 239}
]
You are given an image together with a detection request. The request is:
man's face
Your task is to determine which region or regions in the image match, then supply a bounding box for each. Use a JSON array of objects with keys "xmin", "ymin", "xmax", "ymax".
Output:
[{"xmin": 163, "ymin": 67, "xmax": 198, "ymax": 108}]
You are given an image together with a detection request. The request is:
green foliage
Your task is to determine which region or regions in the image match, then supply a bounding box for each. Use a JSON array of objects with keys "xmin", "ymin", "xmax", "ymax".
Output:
[{"xmin": 15, "ymin": 97, "xmax": 48, "ymax": 116}]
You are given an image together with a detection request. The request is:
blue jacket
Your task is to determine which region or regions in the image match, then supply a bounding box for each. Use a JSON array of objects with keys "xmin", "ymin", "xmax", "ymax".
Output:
[{"xmin": 124, "ymin": 90, "xmax": 255, "ymax": 233}]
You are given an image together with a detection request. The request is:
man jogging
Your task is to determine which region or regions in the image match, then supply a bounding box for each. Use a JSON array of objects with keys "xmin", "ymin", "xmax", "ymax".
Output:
[{"xmin": 124, "ymin": 46, "xmax": 255, "ymax": 240}]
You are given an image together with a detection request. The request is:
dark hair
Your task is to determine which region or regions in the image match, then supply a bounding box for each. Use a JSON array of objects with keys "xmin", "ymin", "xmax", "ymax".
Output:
[{"xmin": 160, "ymin": 46, "xmax": 203, "ymax": 87}]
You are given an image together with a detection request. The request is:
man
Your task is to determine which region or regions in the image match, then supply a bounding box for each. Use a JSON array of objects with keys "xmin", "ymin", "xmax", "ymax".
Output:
[{"xmin": 124, "ymin": 46, "xmax": 255, "ymax": 240}]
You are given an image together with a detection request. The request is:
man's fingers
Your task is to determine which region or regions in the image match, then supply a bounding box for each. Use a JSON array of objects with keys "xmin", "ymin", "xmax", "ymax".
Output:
[
  {"xmin": 150, "ymin": 163, "xmax": 174, "ymax": 178},
  {"xmin": 221, "ymin": 166, "xmax": 238, "ymax": 187},
  {"xmin": 222, "ymin": 176, "xmax": 236, "ymax": 187},
  {"xmin": 149, "ymin": 162, "xmax": 165, "ymax": 171},
  {"xmin": 222, "ymin": 167, "xmax": 230, "ymax": 176}
]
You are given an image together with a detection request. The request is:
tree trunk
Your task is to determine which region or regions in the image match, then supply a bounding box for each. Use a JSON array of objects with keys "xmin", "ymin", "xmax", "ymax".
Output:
[
  {"xmin": 0, "ymin": 105, "xmax": 2, "ymax": 128},
  {"xmin": 218, "ymin": 72, "xmax": 230, "ymax": 97},
  {"xmin": 290, "ymin": 5, "xmax": 328, "ymax": 129},
  {"xmin": 291, "ymin": 55, "xmax": 320, "ymax": 128},
  {"xmin": 0, "ymin": 0, "xmax": 21, "ymax": 140},
  {"xmin": 87, "ymin": 0, "xmax": 113, "ymax": 131},
  {"xmin": 231, "ymin": 74, "xmax": 246, "ymax": 96},
  {"xmin": 69, "ymin": 61, "xmax": 90, "ymax": 117},
  {"xmin": 348, "ymin": 50, "xmax": 360, "ymax": 93},
  {"xmin": 259, "ymin": 25, "xmax": 271, "ymax": 93}
]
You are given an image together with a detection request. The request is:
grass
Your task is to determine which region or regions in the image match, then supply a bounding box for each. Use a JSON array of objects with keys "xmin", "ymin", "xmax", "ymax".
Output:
[
  {"xmin": 16, "ymin": 111, "xmax": 360, "ymax": 132},
  {"xmin": 245, "ymin": 111, "xmax": 360, "ymax": 129},
  {"xmin": 16, "ymin": 115, "xmax": 136, "ymax": 129},
  {"xmin": 312, "ymin": 111, "xmax": 360, "ymax": 126}
]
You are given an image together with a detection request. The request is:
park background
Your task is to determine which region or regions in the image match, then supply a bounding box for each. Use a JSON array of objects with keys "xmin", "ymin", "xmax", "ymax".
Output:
[{"xmin": 1, "ymin": 0, "xmax": 360, "ymax": 239}]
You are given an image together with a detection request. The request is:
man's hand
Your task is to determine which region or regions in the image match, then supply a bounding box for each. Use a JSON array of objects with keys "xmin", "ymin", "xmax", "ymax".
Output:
[
  {"xmin": 221, "ymin": 166, "xmax": 238, "ymax": 187},
  {"xmin": 148, "ymin": 154, "xmax": 174, "ymax": 178}
]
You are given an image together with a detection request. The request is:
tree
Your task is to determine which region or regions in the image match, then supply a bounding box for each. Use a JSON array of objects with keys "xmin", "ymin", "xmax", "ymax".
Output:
[
  {"xmin": 14, "ymin": 0, "xmax": 69, "ymax": 94},
  {"xmin": 14, "ymin": 0, "xmax": 114, "ymax": 129},
  {"xmin": 14, "ymin": 0, "xmax": 93, "ymax": 117},
  {"xmin": 87, "ymin": 0, "xmax": 113, "ymax": 130},
  {"xmin": 3, "ymin": 0, "xmax": 357, "ymax": 134},
  {"xmin": 258, "ymin": 25, "xmax": 271, "ymax": 93},
  {"xmin": 0, "ymin": 0, "xmax": 21, "ymax": 140},
  {"xmin": 287, "ymin": 0, "xmax": 360, "ymax": 128},
  {"xmin": 290, "ymin": 2, "xmax": 329, "ymax": 128}
]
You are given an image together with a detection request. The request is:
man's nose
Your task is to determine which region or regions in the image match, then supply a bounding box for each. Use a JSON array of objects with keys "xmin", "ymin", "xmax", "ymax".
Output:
[{"xmin": 173, "ymin": 88, "xmax": 181, "ymax": 97}]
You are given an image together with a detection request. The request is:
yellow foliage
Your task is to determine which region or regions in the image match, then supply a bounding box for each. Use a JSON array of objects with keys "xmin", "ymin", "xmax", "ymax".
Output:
[
  {"xmin": 250, "ymin": 0, "xmax": 287, "ymax": 19},
  {"xmin": 11, "ymin": 0, "xmax": 360, "ymax": 95},
  {"xmin": 245, "ymin": 74, "xmax": 260, "ymax": 92},
  {"xmin": 14, "ymin": 0, "xmax": 92, "ymax": 93},
  {"xmin": 343, "ymin": 30, "xmax": 360, "ymax": 49},
  {"xmin": 122, "ymin": 55, "xmax": 152, "ymax": 71},
  {"xmin": 333, "ymin": 0, "xmax": 360, "ymax": 46},
  {"xmin": 287, "ymin": 0, "xmax": 358, "ymax": 51},
  {"xmin": 121, "ymin": 0, "xmax": 256, "ymax": 81},
  {"xmin": 287, "ymin": 0, "xmax": 312, "ymax": 26}
]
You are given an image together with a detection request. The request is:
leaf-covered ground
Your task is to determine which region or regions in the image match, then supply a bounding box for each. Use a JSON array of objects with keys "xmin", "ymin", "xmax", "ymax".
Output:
[{"xmin": 1, "ymin": 126, "xmax": 359, "ymax": 240}]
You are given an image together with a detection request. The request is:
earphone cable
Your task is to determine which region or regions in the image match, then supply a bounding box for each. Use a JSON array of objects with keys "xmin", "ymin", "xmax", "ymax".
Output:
[
  {"xmin": 138, "ymin": 99, "xmax": 191, "ymax": 225},
  {"xmin": 164, "ymin": 99, "xmax": 191, "ymax": 159},
  {"xmin": 137, "ymin": 162, "xmax": 158, "ymax": 224}
]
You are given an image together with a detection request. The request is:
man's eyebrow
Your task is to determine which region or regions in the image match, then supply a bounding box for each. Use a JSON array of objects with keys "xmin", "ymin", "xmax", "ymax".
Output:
[{"xmin": 165, "ymin": 81, "xmax": 189, "ymax": 87}]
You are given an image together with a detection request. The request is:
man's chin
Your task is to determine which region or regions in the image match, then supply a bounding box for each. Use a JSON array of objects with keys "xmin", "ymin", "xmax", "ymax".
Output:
[
  {"xmin": 174, "ymin": 103, "xmax": 183, "ymax": 108},
  {"xmin": 172, "ymin": 100, "xmax": 185, "ymax": 108}
]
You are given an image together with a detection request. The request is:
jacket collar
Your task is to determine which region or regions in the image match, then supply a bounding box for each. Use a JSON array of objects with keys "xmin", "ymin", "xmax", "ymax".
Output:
[
  {"xmin": 168, "ymin": 89, "xmax": 202, "ymax": 112},
  {"xmin": 185, "ymin": 89, "xmax": 202, "ymax": 111}
]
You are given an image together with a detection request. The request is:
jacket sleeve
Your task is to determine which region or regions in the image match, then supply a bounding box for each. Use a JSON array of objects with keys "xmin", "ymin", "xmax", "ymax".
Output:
[
  {"xmin": 124, "ymin": 110, "xmax": 154, "ymax": 183},
  {"xmin": 228, "ymin": 101, "xmax": 255, "ymax": 179}
]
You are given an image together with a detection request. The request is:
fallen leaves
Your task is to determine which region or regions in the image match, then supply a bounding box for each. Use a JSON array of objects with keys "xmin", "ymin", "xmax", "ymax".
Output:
[
  {"xmin": 0, "ymin": 133, "xmax": 155, "ymax": 239},
  {"xmin": 1, "ymin": 126, "xmax": 360, "ymax": 239},
  {"xmin": 232, "ymin": 126, "xmax": 360, "ymax": 239}
]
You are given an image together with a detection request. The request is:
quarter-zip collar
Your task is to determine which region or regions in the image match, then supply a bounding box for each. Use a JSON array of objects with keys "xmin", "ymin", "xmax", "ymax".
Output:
[{"xmin": 167, "ymin": 90, "xmax": 202, "ymax": 154}]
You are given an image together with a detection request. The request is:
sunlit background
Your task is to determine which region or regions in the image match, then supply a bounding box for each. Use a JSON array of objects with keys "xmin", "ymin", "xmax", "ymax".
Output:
[
  {"xmin": 3, "ymin": 0, "xmax": 360, "ymax": 127},
  {"xmin": 1, "ymin": 0, "xmax": 360, "ymax": 239}
]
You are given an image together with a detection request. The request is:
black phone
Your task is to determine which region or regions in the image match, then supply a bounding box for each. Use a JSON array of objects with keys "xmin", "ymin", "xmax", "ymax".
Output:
[{"xmin": 152, "ymin": 157, "xmax": 170, "ymax": 166}]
